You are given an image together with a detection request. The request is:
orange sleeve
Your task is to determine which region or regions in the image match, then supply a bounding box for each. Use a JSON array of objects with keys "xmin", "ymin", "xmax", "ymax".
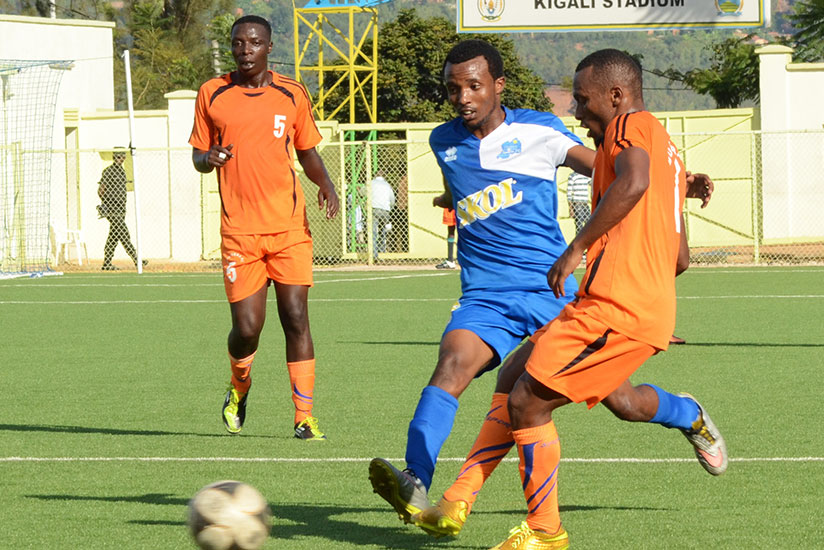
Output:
[
  {"xmin": 189, "ymin": 84, "xmax": 215, "ymax": 152},
  {"xmin": 609, "ymin": 113, "xmax": 653, "ymax": 161},
  {"xmin": 292, "ymin": 83, "xmax": 322, "ymax": 151}
]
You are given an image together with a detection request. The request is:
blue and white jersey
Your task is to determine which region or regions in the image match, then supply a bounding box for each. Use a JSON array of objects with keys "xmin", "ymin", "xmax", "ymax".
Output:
[{"xmin": 430, "ymin": 107, "xmax": 582, "ymax": 293}]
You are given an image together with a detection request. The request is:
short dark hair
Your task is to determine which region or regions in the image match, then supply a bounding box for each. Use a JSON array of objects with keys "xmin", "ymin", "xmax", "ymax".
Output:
[
  {"xmin": 443, "ymin": 39, "xmax": 504, "ymax": 80},
  {"xmin": 575, "ymin": 49, "xmax": 643, "ymax": 97},
  {"xmin": 232, "ymin": 15, "xmax": 272, "ymax": 39}
]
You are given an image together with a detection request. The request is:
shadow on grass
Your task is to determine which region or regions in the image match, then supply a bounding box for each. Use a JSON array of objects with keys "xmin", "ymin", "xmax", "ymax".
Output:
[
  {"xmin": 265, "ymin": 501, "xmax": 668, "ymax": 548},
  {"xmin": 26, "ymin": 494, "xmax": 665, "ymax": 548},
  {"xmin": 0, "ymin": 423, "xmax": 279, "ymax": 439},
  {"xmin": 28, "ymin": 493, "xmax": 188, "ymax": 505}
]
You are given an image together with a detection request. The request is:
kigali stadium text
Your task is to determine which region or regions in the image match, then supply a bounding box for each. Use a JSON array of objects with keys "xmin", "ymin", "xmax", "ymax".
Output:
[{"xmin": 534, "ymin": 0, "xmax": 684, "ymax": 8}]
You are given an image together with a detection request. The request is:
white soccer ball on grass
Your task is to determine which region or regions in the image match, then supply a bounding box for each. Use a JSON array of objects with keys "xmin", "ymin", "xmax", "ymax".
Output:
[{"xmin": 187, "ymin": 480, "xmax": 271, "ymax": 550}]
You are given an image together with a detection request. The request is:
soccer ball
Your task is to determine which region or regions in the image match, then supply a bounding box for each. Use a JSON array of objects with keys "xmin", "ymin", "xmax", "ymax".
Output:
[{"xmin": 187, "ymin": 480, "xmax": 271, "ymax": 550}]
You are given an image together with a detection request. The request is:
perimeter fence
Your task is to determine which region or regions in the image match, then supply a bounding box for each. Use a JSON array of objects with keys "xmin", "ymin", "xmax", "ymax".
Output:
[{"xmin": 41, "ymin": 127, "xmax": 824, "ymax": 272}]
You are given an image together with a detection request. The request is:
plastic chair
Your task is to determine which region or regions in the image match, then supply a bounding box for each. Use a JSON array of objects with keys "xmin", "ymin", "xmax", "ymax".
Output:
[{"xmin": 52, "ymin": 227, "xmax": 89, "ymax": 265}]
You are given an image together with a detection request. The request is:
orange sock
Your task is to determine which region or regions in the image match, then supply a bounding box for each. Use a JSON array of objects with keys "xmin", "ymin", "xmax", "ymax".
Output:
[
  {"xmin": 444, "ymin": 393, "xmax": 513, "ymax": 507},
  {"xmin": 288, "ymin": 359, "xmax": 315, "ymax": 425},
  {"xmin": 513, "ymin": 420, "xmax": 562, "ymax": 534},
  {"xmin": 229, "ymin": 351, "xmax": 255, "ymax": 394}
]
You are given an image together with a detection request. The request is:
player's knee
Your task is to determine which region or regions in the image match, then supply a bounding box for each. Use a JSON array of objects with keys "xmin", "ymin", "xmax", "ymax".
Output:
[
  {"xmin": 429, "ymin": 354, "xmax": 475, "ymax": 397},
  {"xmin": 507, "ymin": 384, "xmax": 531, "ymax": 427},
  {"xmin": 232, "ymin": 321, "xmax": 262, "ymax": 345},
  {"xmin": 231, "ymin": 312, "xmax": 264, "ymax": 343},
  {"xmin": 279, "ymin": 313, "xmax": 309, "ymax": 339}
]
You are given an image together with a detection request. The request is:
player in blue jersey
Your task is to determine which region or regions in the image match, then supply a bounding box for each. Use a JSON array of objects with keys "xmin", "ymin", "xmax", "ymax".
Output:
[{"xmin": 368, "ymin": 39, "xmax": 596, "ymax": 524}]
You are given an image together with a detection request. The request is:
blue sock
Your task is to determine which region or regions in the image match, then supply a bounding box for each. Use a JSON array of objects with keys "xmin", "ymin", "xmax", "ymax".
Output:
[
  {"xmin": 405, "ymin": 385, "xmax": 459, "ymax": 490},
  {"xmin": 645, "ymin": 384, "xmax": 699, "ymax": 430}
]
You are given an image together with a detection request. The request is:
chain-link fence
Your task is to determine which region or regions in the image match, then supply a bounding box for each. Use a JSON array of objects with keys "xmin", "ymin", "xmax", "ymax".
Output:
[{"xmin": 44, "ymin": 128, "xmax": 824, "ymax": 273}]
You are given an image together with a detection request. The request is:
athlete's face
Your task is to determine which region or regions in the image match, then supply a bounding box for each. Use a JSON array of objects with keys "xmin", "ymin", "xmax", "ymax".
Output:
[
  {"xmin": 444, "ymin": 56, "xmax": 505, "ymax": 138},
  {"xmin": 231, "ymin": 23, "xmax": 272, "ymax": 79},
  {"xmin": 573, "ymin": 66, "xmax": 616, "ymax": 147}
]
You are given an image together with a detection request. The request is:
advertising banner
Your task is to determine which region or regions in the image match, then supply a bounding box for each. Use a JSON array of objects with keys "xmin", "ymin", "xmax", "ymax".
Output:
[{"xmin": 459, "ymin": 0, "xmax": 770, "ymax": 32}]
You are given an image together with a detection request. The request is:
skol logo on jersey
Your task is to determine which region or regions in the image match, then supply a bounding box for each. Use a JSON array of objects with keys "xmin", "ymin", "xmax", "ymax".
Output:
[
  {"xmin": 478, "ymin": 0, "xmax": 505, "ymax": 21},
  {"xmin": 497, "ymin": 138, "xmax": 522, "ymax": 159},
  {"xmin": 457, "ymin": 177, "xmax": 522, "ymax": 226}
]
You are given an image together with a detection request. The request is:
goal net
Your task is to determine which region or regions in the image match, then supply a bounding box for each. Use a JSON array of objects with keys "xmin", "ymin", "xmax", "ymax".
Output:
[{"xmin": 0, "ymin": 59, "xmax": 69, "ymax": 278}]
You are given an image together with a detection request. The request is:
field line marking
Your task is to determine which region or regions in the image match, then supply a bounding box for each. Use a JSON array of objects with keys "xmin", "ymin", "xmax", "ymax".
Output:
[
  {"xmin": 2, "ymin": 456, "xmax": 822, "ymax": 463},
  {"xmin": 0, "ymin": 272, "xmax": 454, "ymax": 289},
  {"xmin": 314, "ymin": 273, "xmax": 454, "ymax": 284},
  {"xmin": 678, "ymin": 294, "xmax": 824, "ymax": 299},
  {"xmin": 2, "ymin": 294, "xmax": 823, "ymax": 305},
  {"xmin": 0, "ymin": 298, "xmax": 458, "ymax": 304}
]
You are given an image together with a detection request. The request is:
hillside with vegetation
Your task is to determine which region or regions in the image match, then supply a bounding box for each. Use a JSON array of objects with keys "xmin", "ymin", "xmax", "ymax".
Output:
[
  {"xmin": 277, "ymin": 0, "xmax": 799, "ymax": 113},
  {"xmin": 1, "ymin": 0, "xmax": 807, "ymax": 114}
]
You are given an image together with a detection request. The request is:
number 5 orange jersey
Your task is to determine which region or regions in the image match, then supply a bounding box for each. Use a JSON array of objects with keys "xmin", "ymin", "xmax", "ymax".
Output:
[{"xmin": 189, "ymin": 71, "xmax": 323, "ymax": 235}]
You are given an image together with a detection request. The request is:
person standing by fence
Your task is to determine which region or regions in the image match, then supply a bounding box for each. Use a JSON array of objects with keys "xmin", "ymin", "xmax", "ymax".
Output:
[{"xmin": 97, "ymin": 149, "xmax": 144, "ymax": 271}]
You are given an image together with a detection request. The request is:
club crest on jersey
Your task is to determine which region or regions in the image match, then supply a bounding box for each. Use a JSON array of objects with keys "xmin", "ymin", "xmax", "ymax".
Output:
[
  {"xmin": 456, "ymin": 177, "xmax": 522, "ymax": 227},
  {"xmin": 443, "ymin": 146, "xmax": 458, "ymax": 162},
  {"xmin": 497, "ymin": 138, "xmax": 521, "ymax": 159}
]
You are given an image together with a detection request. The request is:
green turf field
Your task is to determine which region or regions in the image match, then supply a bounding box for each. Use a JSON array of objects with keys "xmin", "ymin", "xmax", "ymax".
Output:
[{"xmin": 1, "ymin": 267, "xmax": 823, "ymax": 549}]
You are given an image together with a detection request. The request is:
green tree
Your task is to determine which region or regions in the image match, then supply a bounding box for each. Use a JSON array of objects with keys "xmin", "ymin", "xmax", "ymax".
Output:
[
  {"xmin": 655, "ymin": 36, "xmax": 759, "ymax": 109},
  {"xmin": 114, "ymin": 0, "xmax": 232, "ymax": 109},
  {"xmin": 208, "ymin": 13, "xmax": 236, "ymax": 74},
  {"xmin": 326, "ymin": 9, "xmax": 553, "ymax": 123},
  {"xmin": 789, "ymin": 0, "xmax": 824, "ymax": 62}
]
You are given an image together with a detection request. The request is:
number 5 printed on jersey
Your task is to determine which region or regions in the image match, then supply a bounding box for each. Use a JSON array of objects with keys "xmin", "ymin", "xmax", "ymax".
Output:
[{"xmin": 274, "ymin": 114, "xmax": 286, "ymax": 138}]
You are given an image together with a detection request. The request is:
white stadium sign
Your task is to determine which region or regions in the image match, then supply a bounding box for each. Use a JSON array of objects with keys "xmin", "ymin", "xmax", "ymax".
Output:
[{"xmin": 458, "ymin": 0, "xmax": 770, "ymax": 32}]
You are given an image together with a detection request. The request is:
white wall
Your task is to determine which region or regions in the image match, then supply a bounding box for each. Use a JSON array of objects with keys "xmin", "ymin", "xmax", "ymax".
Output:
[
  {"xmin": 756, "ymin": 45, "xmax": 824, "ymax": 241},
  {"xmin": 1, "ymin": 15, "xmax": 117, "ymax": 268},
  {"xmin": 0, "ymin": 14, "xmax": 115, "ymax": 147}
]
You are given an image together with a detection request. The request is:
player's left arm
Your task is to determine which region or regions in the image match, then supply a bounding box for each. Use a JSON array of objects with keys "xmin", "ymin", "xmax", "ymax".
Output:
[
  {"xmin": 547, "ymin": 146, "xmax": 650, "ymax": 297},
  {"xmin": 296, "ymin": 147, "xmax": 339, "ymax": 219},
  {"xmin": 685, "ymin": 171, "xmax": 713, "ymax": 208},
  {"xmin": 562, "ymin": 145, "xmax": 596, "ymax": 177},
  {"xmin": 676, "ymin": 212, "xmax": 689, "ymax": 276},
  {"xmin": 432, "ymin": 175, "xmax": 453, "ymax": 209}
]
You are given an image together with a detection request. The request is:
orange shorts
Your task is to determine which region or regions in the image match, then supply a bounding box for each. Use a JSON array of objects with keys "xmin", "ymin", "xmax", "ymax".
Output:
[
  {"xmin": 443, "ymin": 208, "xmax": 456, "ymax": 226},
  {"xmin": 526, "ymin": 304, "xmax": 656, "ymax": 408},
  {"xmin": 221, "ymin": 229, "xmax": 313, "ymax": 303}
]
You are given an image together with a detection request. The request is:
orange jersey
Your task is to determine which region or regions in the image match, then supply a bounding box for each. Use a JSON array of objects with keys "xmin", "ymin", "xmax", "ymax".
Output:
[
  {"xmin": 576, "ymin": 111, "xmax": 686, "ymax": 349},
  {"xmin": 189, "ymin": 71, "xmax": 322, "ymax": 235}
]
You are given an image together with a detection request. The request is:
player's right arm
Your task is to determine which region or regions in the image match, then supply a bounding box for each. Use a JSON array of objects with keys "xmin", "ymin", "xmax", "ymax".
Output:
[
  {"xmin": 547, "ymin": 146, "xmax": 650, "ymax": 297},
  {"xmin": 189, "ymin": 80, "xmax": 234, "ymax": 174},
  {"xmin": 432, "ymin": 175, "xmax": 453, "ymax": 209},
  {"xmin": 192, "ymin": 144, "xmax": 234, "ymax": 174}
]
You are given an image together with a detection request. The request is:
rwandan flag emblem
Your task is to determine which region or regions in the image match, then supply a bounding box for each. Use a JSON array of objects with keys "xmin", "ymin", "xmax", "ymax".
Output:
[
  {"xmin": 478, "ymin": 0, "xmax": 505, "ymax": 22},
  {"xmin": 715, "ymin": 0, "xmax": 743, "ymax": 16}
]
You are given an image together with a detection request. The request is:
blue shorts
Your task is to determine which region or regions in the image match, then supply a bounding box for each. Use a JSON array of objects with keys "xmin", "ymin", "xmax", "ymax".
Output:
[{"xmin": 443, "ymin": 288, "xmax": 575, "ymax": 375}]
